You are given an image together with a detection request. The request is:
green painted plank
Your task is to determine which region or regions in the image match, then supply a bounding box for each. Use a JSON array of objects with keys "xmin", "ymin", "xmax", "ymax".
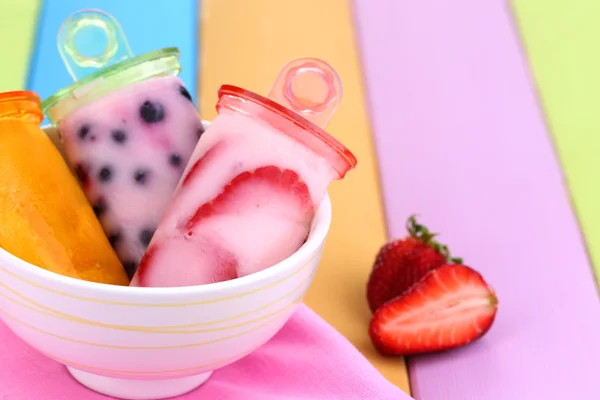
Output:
[
  {"xmin": 0, "ymin": 1, "xmax": 41, "ymax": 91},
  {"xmin": 512, "ymin": 0, "xmax": 600, "ymax": 284}
]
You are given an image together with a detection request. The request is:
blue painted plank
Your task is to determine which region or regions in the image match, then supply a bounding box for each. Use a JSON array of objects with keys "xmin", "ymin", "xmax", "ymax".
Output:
[{"xmin": 27, "ymin": 0, "xmax": 198, "ymax": 125}]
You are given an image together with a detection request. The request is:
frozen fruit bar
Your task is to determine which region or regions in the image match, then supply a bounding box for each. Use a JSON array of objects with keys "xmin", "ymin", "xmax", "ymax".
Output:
[
  {"xmin": 58, "ymin": 76, "xmax": 202, "ymax": 278},
  {"xmin": 0, "ymin": 90, "xmax": 129, "ymax": 285},
  {"xmin": 132, "ymin": 59, "xmax": 357, "ymax": 288}
]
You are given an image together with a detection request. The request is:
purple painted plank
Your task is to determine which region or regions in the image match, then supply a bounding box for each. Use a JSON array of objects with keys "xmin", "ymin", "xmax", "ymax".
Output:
[{"xmin": 352, "ymin": 0, "xmax": 600, "ymax": 399}]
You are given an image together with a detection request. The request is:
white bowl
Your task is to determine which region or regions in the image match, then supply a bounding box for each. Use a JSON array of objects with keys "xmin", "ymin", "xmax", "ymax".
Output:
[{"xmin": 0, "ymin": 124, "xmax": 331, "ymax": 400}]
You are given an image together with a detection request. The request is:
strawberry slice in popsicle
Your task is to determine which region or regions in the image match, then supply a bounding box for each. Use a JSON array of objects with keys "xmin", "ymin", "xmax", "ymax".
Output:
[{"xmin": 133, "ymin": 166, "xmax": 313, "ymax": 287}]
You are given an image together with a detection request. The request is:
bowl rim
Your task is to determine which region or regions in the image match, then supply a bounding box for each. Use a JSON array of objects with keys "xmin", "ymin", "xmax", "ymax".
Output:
[{"xmin": 0, "ymin": 124, "xmax": 332, "ymax": 298}]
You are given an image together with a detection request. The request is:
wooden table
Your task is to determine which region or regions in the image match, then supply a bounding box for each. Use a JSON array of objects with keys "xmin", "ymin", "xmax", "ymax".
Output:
[{"xmin": 3, "ymin": 0, "xmax": 600, "ymax": 398}]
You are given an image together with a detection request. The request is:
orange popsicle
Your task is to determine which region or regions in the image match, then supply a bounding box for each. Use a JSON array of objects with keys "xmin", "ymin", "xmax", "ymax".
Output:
[{"xmin": 0, "ymin": 91, "xmax": 128, "ymax": 285}]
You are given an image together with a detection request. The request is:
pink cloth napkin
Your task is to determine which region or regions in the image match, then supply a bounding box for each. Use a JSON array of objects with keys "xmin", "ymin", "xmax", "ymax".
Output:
[{"xmin": 0, "ymin": 304, "xmax": 412, "ymax": 400}]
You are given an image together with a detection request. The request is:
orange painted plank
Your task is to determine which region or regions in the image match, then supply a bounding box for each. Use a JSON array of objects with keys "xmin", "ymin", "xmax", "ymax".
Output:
[{"xmin": 197, "ymin": 0, "xmax": 410, "ymax": 393}]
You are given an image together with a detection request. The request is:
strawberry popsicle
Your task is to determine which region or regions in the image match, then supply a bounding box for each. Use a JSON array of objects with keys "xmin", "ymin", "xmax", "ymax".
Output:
[
  {"xmin": 42, "ymin": 10, "xmax": 202, "ymax": 278},
  {"xmin": 132, "ymin": 58, "xmax": 357, "ymax": 287}
]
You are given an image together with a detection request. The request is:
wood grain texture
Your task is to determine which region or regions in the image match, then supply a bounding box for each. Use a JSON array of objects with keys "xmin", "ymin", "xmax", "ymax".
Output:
[
  {"xmin": 198, "ymin": 0, "xmax": 410, "ymax": 393},
  {"xmin": 353, "ymin": 0, "xmax": 600, "ymax": 398}
]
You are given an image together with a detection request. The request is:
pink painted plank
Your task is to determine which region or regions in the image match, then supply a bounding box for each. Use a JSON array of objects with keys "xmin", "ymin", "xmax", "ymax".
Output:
[{"xmin": 352, "ymin": 0, "xmax": 600, "ymax": 398}]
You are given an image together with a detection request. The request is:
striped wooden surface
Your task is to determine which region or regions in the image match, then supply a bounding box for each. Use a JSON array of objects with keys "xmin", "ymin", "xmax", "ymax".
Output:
[
  {"xmin": 512, "ymin": 0, "xmax": 600, "ymax": 284},
  {"xmin": 353, "ymin": 0, "xmax": 600, "ymax": 398},
  {"xmin": 0, "ymin": 0, "xmax": 597, "ymax": 398},
  {"xmin": 197, "ymin": 0, "xmax": 410, "ymax": 392}
]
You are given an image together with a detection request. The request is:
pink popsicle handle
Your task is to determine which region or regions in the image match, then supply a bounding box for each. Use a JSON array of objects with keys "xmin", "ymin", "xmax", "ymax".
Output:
[{"xmin": 267, "ymin": 58, "xmax": 342, "ymax": 129}]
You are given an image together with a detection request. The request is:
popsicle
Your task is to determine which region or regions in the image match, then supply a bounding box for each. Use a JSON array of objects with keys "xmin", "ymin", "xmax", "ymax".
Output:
[
  {"xmin": 131, "ymin": 58, "xmax": 357, "ymax": 287},
  {"xmin": 42, "ymin": 10, "xmax": 202, "ymax": 278},
  {"xmin": 0, "ymin": 90, "xmax": 129, "ymax": 285}
]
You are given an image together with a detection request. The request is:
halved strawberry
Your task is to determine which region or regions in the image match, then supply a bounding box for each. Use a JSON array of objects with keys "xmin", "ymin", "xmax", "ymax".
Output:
[
  {"xmin": 367, "ymin": 216, "xmax": 461, "ymax": 313},
  {"xmin": 133, "ymin": 165, "xmax": 314, "ymax": 287},
  {"xmin": 369, "ymin": 264, "xmax": 498, "ymax": 356}
]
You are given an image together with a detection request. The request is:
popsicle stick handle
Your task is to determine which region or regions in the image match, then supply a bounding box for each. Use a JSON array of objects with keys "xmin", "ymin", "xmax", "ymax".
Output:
[
  {"xmin": 57, "ymin": 9, "xmax": 134, "ymax": 82},
  {"xmin": 267, "ymin": 58, "xmax": 342, "ymax": 128}
]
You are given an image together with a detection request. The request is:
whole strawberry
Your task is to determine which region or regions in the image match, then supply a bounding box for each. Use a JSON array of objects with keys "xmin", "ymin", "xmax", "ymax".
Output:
[{"xmin": 367, "ymin": 215, "xmax": 460, "ymax": 313}]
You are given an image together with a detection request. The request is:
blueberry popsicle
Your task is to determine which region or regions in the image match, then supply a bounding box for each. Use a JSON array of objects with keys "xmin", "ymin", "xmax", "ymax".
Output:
[
  {"xmin": 42, "ymin": 10, "xmax": 202, "ymax": 278},
  {"xmin": 58, "ymin": 77, "xmax": 202, "ymax": 277}
]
